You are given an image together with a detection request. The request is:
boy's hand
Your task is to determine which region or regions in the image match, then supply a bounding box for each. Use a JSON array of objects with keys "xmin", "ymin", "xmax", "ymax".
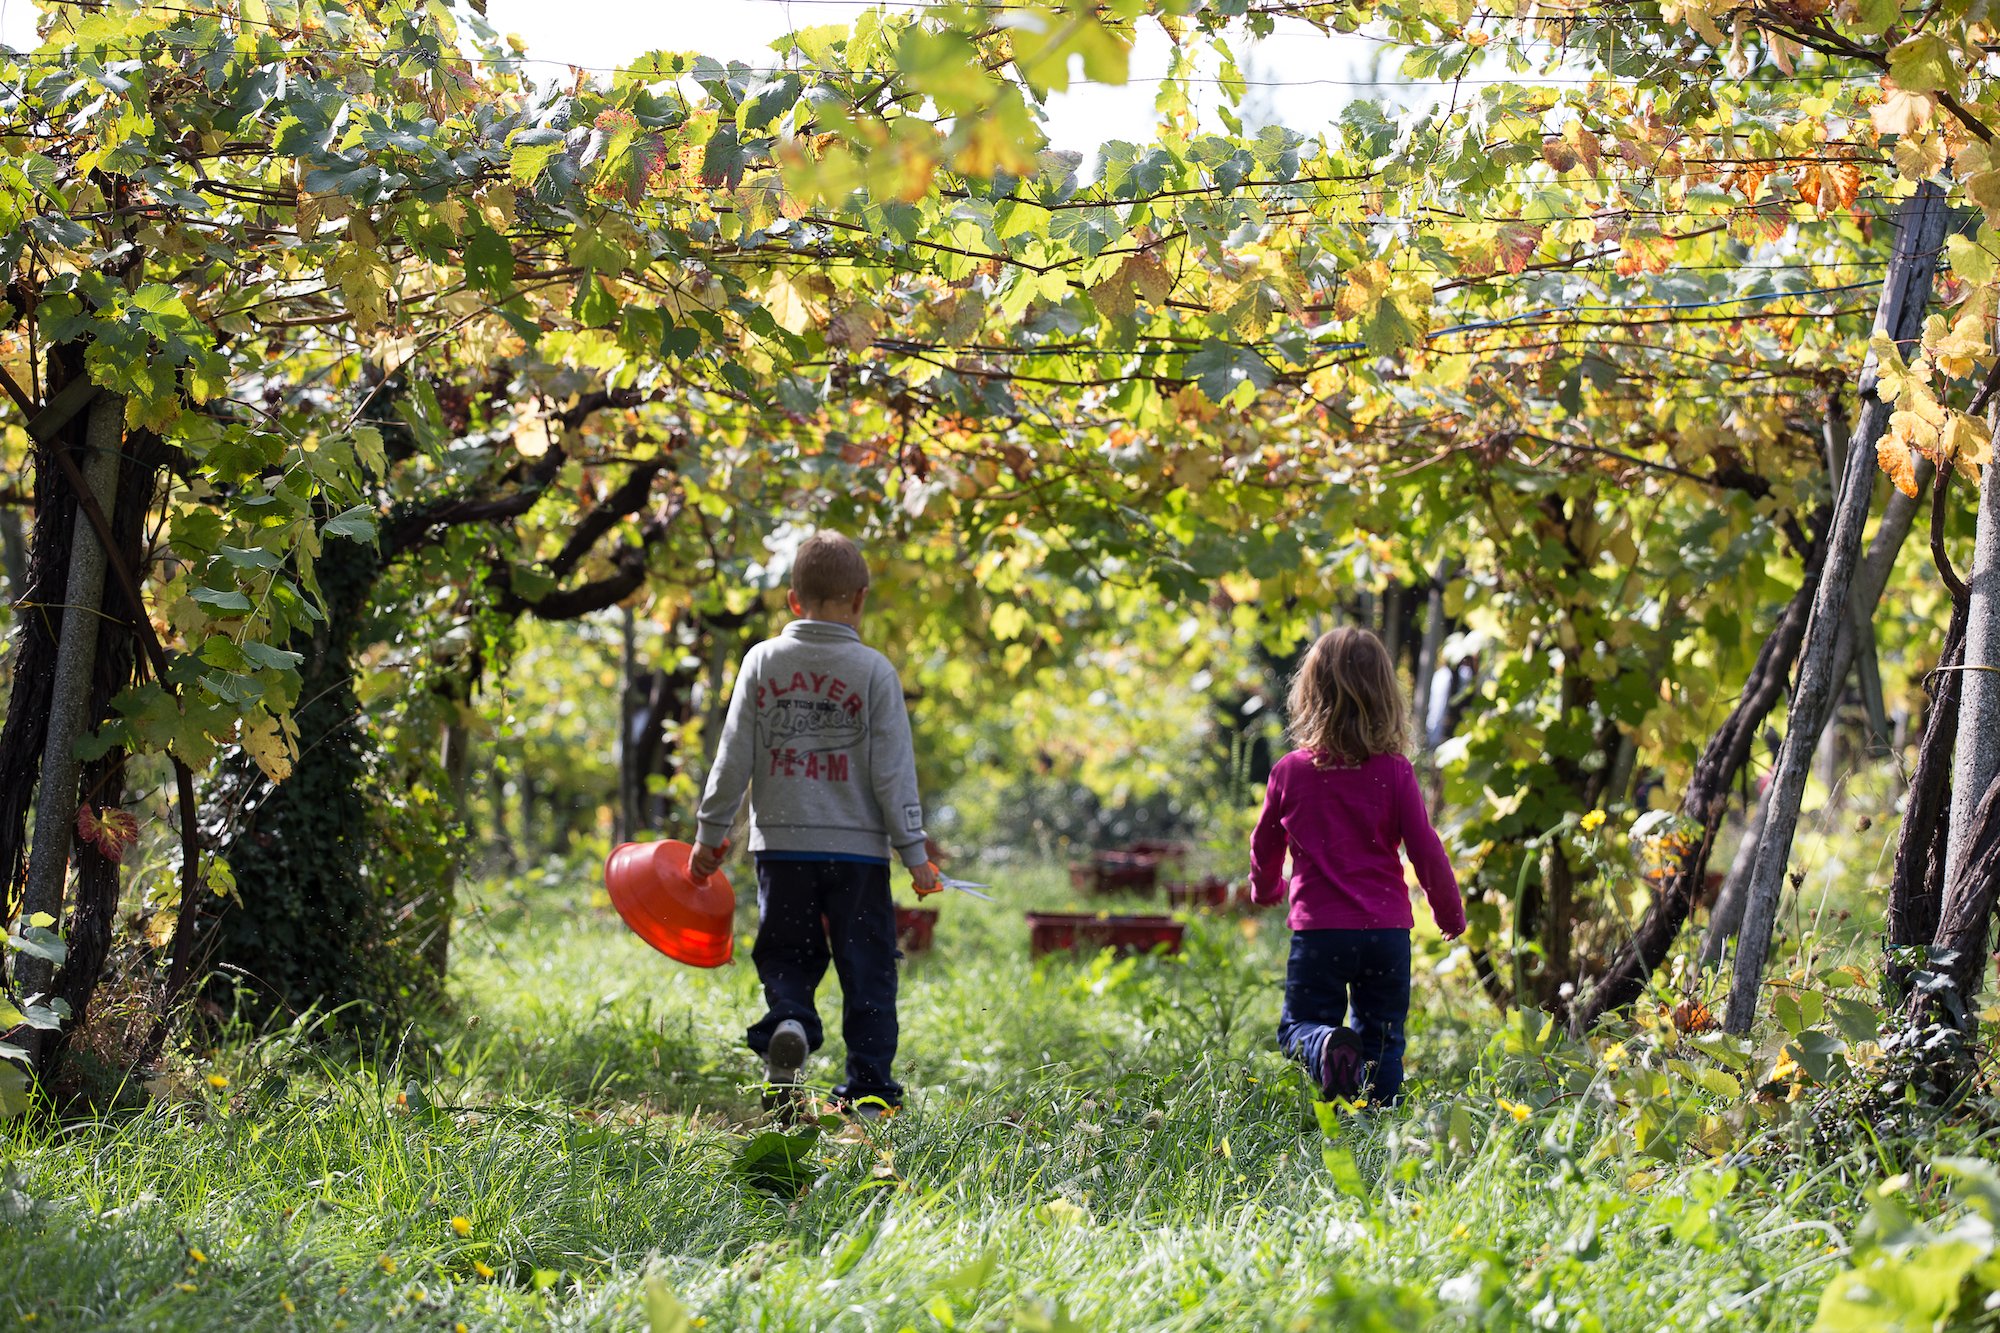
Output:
[
  {"xmin": 690, "ymin": 841, "xmax": 728, "ymax": 881},
  {"xmin": 910, "ymin": 861, "xmax": 942, "ymax": 897}
]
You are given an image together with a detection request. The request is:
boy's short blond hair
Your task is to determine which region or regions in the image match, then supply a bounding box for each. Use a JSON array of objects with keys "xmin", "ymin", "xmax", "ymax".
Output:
[{"xmin": 792, "ymin": 532, "xmax": 870, "ymax": 605}]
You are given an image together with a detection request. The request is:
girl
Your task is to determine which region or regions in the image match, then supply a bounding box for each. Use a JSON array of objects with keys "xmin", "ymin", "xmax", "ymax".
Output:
[{"xmin": 1249, "ymin": 626, "xmax": 1464, "ymax": 1104}]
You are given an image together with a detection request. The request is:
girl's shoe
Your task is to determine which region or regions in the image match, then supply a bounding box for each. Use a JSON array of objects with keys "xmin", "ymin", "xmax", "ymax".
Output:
[{"xmin": 1318, "ymin": 1028, "xmax": 1364, "ymax": 1101}]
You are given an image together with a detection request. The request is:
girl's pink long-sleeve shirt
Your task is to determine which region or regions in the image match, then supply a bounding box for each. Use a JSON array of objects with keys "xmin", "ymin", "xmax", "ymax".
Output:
[{"xmin": 1249, "ymin": 749, "xmax": 1465, "ymax": 935}]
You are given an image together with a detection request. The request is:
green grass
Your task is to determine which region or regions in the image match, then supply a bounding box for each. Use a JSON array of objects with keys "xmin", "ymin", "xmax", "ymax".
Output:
[{"xmin": 0, "ymin": 858, "xmax": 1902, "ymax": 1330}]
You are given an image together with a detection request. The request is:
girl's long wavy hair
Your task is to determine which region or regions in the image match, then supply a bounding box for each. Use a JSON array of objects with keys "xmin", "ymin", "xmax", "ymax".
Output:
[{"xmin": 1286, "ymin": 626, "xmax": 1409, "ymax": 766}]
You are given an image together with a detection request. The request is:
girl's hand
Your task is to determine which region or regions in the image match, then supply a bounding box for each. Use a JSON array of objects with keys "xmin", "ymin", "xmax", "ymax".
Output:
[{"xmin": 910, "ymin": 862, "xmax": 942, "ymax": 897}]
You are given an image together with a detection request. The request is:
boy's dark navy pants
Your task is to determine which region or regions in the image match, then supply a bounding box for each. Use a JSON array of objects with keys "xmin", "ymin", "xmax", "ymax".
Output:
[
  {"xmin": 748, "ymin": 857, "xmax": 903, "ymax": 1106},
  {"xmin": 1277, "ymin": 927, "xmax": 1411, "ymax": 1104}
]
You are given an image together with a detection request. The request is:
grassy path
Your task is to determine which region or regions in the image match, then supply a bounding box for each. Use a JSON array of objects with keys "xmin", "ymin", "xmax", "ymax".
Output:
[{"xmin": 1, "ymin": 859, "xmax": 1843, "ymax": 1329}]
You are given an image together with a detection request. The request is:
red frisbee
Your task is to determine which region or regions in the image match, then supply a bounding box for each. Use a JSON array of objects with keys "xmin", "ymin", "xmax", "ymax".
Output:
[{"xmin": 603, "ymin": 839, "xmax": 735, "ymax": 968}]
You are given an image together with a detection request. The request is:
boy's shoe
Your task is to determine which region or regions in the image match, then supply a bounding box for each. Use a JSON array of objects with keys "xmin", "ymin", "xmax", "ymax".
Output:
[
  {"xmin": 765, "ymin": 1020, "xmax": 809, "ymax": 1087},
  {"xmin": 1318, "ymin": 1028, "xmax": 1364, "ymax": 1102}
]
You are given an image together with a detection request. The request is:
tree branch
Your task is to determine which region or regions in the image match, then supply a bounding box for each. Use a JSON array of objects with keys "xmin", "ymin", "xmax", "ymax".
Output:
[
  {"xmin": 547, "ymin": 449, "xmax": 679, "ymax": 580},
  {"xmin": 1934, "ymin": 461, "xmax": 1972, "ymax": 602},
  {"xmin": 379, "ymin": 388, "xmax": 639, "ymax": 558},
  {"xmin": 501, "ymin": 493, "xmax": 684, "ymax": 622}
]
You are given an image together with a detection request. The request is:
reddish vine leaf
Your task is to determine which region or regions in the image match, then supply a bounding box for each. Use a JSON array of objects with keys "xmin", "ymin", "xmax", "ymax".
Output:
[
  {"xmin": 1614, "ymin": 228, "xmax": 1678, "ymax": 277},
  {"xmin": 76, "ymin": 805, "xmax": 140, "ymax": 864},
  {"xmin": 1494, "ymin": 224, "xmax": 1544, "ymax": 276}
]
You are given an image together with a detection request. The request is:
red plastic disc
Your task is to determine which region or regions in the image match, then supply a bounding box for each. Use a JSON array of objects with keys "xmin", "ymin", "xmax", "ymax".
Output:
[{"xmin": 603, "ymin": 839, "xmax": 735, "ymax": 968}]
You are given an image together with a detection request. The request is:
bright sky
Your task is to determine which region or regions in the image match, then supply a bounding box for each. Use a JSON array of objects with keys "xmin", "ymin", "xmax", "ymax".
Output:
[
  {"xmin": 0, "ymin": 1, "xmax": 1398, "ymax": 158},
  {"xmin": 476, "ymin": 1, "xmax": 1391, "ymax": 154}
]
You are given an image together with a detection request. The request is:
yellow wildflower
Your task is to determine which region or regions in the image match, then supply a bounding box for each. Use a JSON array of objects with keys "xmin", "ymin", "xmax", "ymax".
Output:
[
  {"xmin": 1580, "ymin": 809, "xmax": 1606, "ymax": 832},
  {"xmin": 1497, "ymin": 1097, "xmax": 1533, "ymax": 1122},
  {"xmin": 451, "ymin": 1215, "xmax": 472, "ymax": 1237},
  {"xmin": 176, "ymin": 1283, "xmax": 197, "ymax": 1293},
  {"xmin": 1602, "ymin": 1042, "xmax": 1627, "ymax": 1071},
  {"xmin": 1451, "ymin": 1223, "xmax": 1470, "ymax": 1239},
  {"xmin": 378, "ymin": 1255, "xmax": 397, "ymax": 1275},
  {"xmin": 280, "ymin": 1295, "xmax": 295, "ymax": 1314},
  {"xmin": 456, "ymin": 1325, "xmax": 469, "ymax": 1333},
  {"xmin": 473, "ymin": 1261, "xmax": 496, "ymax": 1280},
  {"xmin": 206, "ymin": 1074, "xmax": 229, "ymax": 1090},
  {"xmin": 1771, "ymin": 1050, "xmax": 1805, "ymax": 1085},
  {"xmin": 187, "ymin": 1247, "xmax": 207, "ymax": 1265}
]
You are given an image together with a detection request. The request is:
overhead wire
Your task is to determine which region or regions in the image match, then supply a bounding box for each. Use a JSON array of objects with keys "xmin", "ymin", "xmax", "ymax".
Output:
[
  {"xmin": 0, "ymin": 0, "xmax": 1893, "ymax": 88},
  {"xmin": 0, "ymin": 39, "xmax": 1890, "ymax": 86}
]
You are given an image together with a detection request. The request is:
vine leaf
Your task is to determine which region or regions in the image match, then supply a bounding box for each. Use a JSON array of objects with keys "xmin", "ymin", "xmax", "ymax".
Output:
[
  {"xmin": 1944, "ymin": 411, "xmax": 1994, "ymax": 482},
  {"xmin": 1876, "ymin": 435, "xmax": 1922, "ymax": 498},
  {"xmin": 1886, "ymin": 35, "xmax": 1961, "ymax": 96},
  {"xmin": 239, "ymin": 711, "xmax": 298, "ymax": 783},
  {"xmin": 75, "ymin": 805, "xmax": 140, "ymax": 863},
  {"xmin": 1184, "ymin": 339, "xmax": 1273, "ymax": 404}
]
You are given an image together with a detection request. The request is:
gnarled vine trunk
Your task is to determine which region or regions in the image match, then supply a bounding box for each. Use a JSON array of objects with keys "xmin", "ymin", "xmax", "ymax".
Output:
[
  {"xmin": 1570, "ymin": 507, "xmax": 1829, "ymax": 1033},
  {"xmin": 198, "ymin": 538, "xmax": 395, "ymax": 1024}
]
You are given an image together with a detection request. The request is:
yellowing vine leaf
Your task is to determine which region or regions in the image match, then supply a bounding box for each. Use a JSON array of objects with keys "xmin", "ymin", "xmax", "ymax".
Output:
[
  {"xmin": 1877, "ymin": 436, "xmax": 1922, "ymax": 497},
  {"xmin": 1894, "ymin": 133, "xmax": 1946, "ymax": 182},
  {"xmin": 329, "ymin": 246, "xmax": 395, "ymax": 331},
  {"xmin": 1944, "ymin": 411, "xmax": 1994, "ymax": 482},
  {"xmin": 1886, "ymin": 35, "xmax": 1962, "ymax": 96},
  {"xmin": 1968, "ymin": 172, "xmax": 2000, "ymax": 227},
  {"xmin": 1333, "ymin": 260, "xmax": 1432, "ymax": 357},
  {"xmin": 510, "ymin": 405, "xmax": 555, "ymax": 458},
  {"xmin": 1871, "ymin": 84, "xmax": 1935, "ymax": 138},
  {"xmin": 1869, "ymin": 332, "xmax": 1918, "ymax": 405},
  {"xmin": 948, "ymin": 88, "xmax": 1042, "ymax": 179},
  {"xmin": 240, "ymin": 711, "xmax": 296, "ymax": 783},
  {"xmin": 765, "ymin": 274, "xmax": 816, "ymax": 336},
  {"xmin": 1927, "ymin": 311, "xmax": 1989, "ymax": 379}
]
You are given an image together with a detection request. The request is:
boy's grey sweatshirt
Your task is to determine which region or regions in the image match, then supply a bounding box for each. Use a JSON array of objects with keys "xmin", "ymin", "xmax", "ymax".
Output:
[{"xmin": 695, "ymin": 619, "xmax": 929, "ymax": 868}]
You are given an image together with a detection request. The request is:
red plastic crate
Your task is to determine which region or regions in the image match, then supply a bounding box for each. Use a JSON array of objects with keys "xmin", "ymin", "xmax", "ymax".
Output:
[
  {"xmin": 1026, "ymin": 911, "xmax": 1185, "ymax": 957},
  {"xmin": 896, "ymin": 906, "xmax": 938, "ymax": 953},
  {"xmin": 1083, "ymin": 851, "xmax": 1161, "ymax": 896},
  {"xmin": 1165, "ymin": 876, "xmax": 1233, "ymax": 911}
]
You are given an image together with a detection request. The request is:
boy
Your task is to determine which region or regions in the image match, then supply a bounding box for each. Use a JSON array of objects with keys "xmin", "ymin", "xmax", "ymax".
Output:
[{"xmin": 692, "ymin": 532, "xmax": 938, "ymax": 1115}]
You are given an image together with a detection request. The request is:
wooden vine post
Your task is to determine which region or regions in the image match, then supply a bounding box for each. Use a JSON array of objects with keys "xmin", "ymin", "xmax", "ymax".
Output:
[
  {"xmin": 1945, "ymin": 444, "xmax": 2000, "ymax": 887},
  {"xmin": 1724, "ymin": 181, "xmax": 1950, "ymax": 1033},
  {"xmin": 14, "ymin": 392, "xmax": 123, "ymax": 1005}
]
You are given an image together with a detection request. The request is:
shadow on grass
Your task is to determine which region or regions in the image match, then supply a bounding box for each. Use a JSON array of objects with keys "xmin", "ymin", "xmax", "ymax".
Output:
[{"xmin": 490, "ymin": 1007, "xmax": 760, "ymax": 1119}]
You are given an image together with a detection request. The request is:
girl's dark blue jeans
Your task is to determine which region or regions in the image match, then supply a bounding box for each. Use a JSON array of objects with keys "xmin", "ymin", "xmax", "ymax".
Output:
[
  {"xmin": 748, "ymin": 857, "xmax": 904, "ymax": 1106},
  {"xmin": 1277, "ymin": 927, "xmax": 1412, "ymax": 1104}
]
